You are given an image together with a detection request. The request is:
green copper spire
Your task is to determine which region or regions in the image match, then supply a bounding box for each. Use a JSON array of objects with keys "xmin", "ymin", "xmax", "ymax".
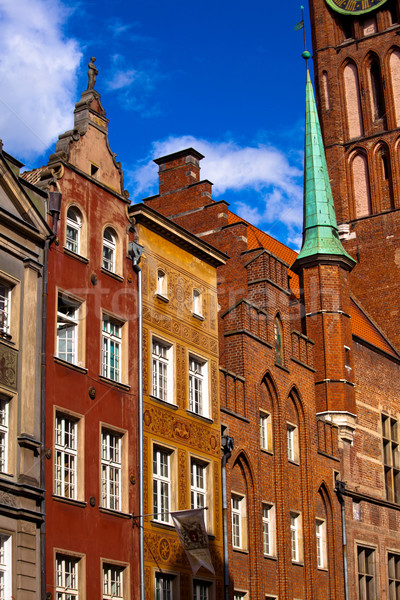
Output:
[{"xmin": 292, "ymin": 62, "xmax": 356, "ymax": 272}]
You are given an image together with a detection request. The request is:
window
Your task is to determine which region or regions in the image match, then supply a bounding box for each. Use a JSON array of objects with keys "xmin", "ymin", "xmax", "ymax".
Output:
[
  {"xmin": 0, "ymin": 535, "xmax": 11, "ymax": 600},
  {"xmin": 382, "ymin": 414, "xmax": 400, "ymax": 503},
  {"xmin": 357, "ymin": 546, "xmax": 376, "ymax": 600},
  {"xmin": 103, "ymin": 564, "xmax": 124, "ymax": 600},
  {"xmin": 316, "ymin": 518, "xmax": 327, "ymax": 569},
  {"xmin": 233, "ymin": 593, "xmax": 248, "ymax": 600},
  {"xmin": 155, "ymin": 573, "xmax": 175, "ymax": 600},
  {"xmin": 101, "ymin": 430, "xmax": 122, "ymax": 511},
  {"xmin": 191, "ymin": 459, "xmax": 206, "ymax": 510},
  {"xmin": 57, "ymin": 294, "xmax": 80, "ymax": 364},
  {"xmin": 103, "ymin": 228, "xmax": 116, "ymax": 272},
  {"xmin": 388, "ymin": 552, "xmax": 400, "ymax": 600},
  {"xmin": 193, "ymin": 580, "xmax": 211, "ymax": 600},
  {"xmin": 369, "ymin": 59, "xmax": 385, "ymax": 122},
  {"xmin": 157, "ymin": 270, "xmax": 167, "ymax": 298},
  {"xmin": 152, "ymin": 339, "xmax": 172, "ymax": 402},
  {"xmin": 193, "ymin": 289, "xmax": 202, "ymax": 316},
  {"xmin": 102, "ymin": 317, "xmax": 122, "ymax": 382},
  {"xmin": 262, "ymin": 504, "xmax": 275, "ymax": 556},
  {"xmin": 0, "ymin": 397, "xmax": 9, "ymax": 473},
  {"xmin": 290, "ymin": 512, "xmax": 301, "ymax": 562},
  {"xmin": 189, "ymin": 355, "xmax": 208, "ymax": 417},
  {"xmin": 287, "ymin": 423, "xmax": 298, "ymax": 463},
  {"xmin": 56, "ymin": 555, "xmax": 79, "ymax": 600},
  {"xmin": 232, "ymin": 494, "xmax": 246, "ymax": 549},
  {"xmin": 66, "ymin": 207, "xmax": 82, "ymax": 254},
  {"xmin": 0, "ymin": 284, "xmax": 10, "ymax": 338},
  {"xmin": 260, "ymin": 412, "xmax": 272, "ymax": 452},
  {"xmin": 274, "ymin": 316, "xmax": 283, "ymax": 365},
  {"xmin": 55, "ymin": 414, "xmax": 78, "ymax": 499},
  {"xmin": 153, "ymin": 447, "xmax": 171, "ymax": 523}
]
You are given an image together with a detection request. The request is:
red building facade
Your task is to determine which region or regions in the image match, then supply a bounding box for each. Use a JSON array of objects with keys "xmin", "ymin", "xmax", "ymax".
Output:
[{"xmin": 27, "ymin": 79, "xmax": 141, "ymax": 599}]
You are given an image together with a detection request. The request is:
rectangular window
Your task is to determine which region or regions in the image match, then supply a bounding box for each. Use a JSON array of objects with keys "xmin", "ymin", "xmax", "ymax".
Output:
[
  {"xmin": 193, "ymin": 289, "xmax": 202, "ymax": 316},
  {"xmin": 56, "ymin": 555, "xmax": 79, "ymax": 600},
  {"xmin": 233, "ymin": 593, "xmax": 247, "ymax": 600},
  {"xmin": 153, "ymin": 447, "xmax": 171, "ymax": 523},
  {"xmin": 262, "ymin": 504, "xmax": 275, "ymax": 556},
  {"xmin": 287, "ymin": 423, "xmax": 298, "ymax": 463},
  {"xmin": 189, "ymin": 356, "xmax": 208, "ymax": 417},
  {"xmin": 0, "ymin": 535, "xmax": 11, "ymax": 600},
  {"xmin": 260, "ymin": 412, "xmax": 272, "ymax": 452},
  {"xmin": 103, "ymin": 564, "xmax": 124, "ymax": 600},
  {"xmin": 102, "ymin": 317, "xmax": 122, "ymax": 382},
  {"xmin": 382, "ymin": 414, "xmax": 400, "ymax": 503},
  {"xmin": 357, "ymin": 546, "xmax": 376, "ymax": 600},
  {"xmin": 290, "ymin": 512, "xmax": 301, "ymax": 562},
  {"xmin": 55, "ymin": 414, "xmax": 77, "ymax": 499},
  {"xmin": 232, "ymin": 494, "xmax": 246, "ymax": 550},
  {"xmin": 57, "ymin": 294, "xmax": 80, "ymax": 364},
  {"xmin": 0, "ymin": 397, "xmax": 9, "ymax": 473},
  {"xmin": 193, "ymin": 580, "xmax": 210, "ymax": 600},
  {"xmin": 191, "ymin": 460, "xmax": 206, "ymax": 510},
  {"xmin": 155, "ymin": 573, "xmax": 174, "ymax": 600},
  {"xmin": 316, "ymin": 518, "xmax": 327, "ymax": 569},
  {"xmin": 0, "ymin": 284, "xmax": 10, "ymax": 338},
  {"xmin": 101, "ymin": 430, "xmax": 122, "ymax": 511},
  {"xmin": 152, "ymin": 339, "xmax": 172, "ymax": 402},
  {"xmin": 157, "ymin": 270, "xmax": 167, "ymax": 297},
  {"xmin": 388, "ymin": 552, "xmax": 400, "ymax": 600}
]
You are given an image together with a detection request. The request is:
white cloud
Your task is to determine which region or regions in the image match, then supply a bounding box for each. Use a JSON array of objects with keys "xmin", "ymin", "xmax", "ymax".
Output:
[
  {"xmin": 107, "ymin": 69, "xmax": 138, "ymax": 91},
  {"xmin": 0, "ymin": 0, "xmax": 82, "ymax": 159},
  {"xmin": 128, "ymin": 134, "xmax": 303, "ymax": 245}
]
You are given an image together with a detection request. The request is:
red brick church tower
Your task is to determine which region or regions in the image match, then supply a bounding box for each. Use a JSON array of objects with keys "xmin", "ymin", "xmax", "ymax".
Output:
[{"xmin": 308, "ymin": 0, "xmax": 400, "ymax": 350}]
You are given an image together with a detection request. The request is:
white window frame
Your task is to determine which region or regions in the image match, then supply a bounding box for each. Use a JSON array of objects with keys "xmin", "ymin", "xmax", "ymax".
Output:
[
  {"xmin": 0, "ymin": 534, "xmax": 11, "ymax": 600},
  {"xmin": 232, "ymin": 494, "xmax": 246, "ymax": 550},
  {"xmin": 55, "ymin": 414, "xmax": 78, "ymax": 499},
  {"xmin": 0, "ymin": 284, "xmax": 11, "ymax": 338},
  {"xmin": 102, "ymin": 317, "xmax": 122, "ymax": 382},
  {"xmin": 57, "ymin": 294, "xmax": 80, "ymax": 364},
  {"xmin": 262, "ymin": 504, "xmax": 275, "ymax": 556},
  {"xmin": 290, "ymin": 512, "xmax": 301, "ymax": 563},
  {"xmin": 316, "ymin": 518, "xmax": 327, "ymax": 569},
  {"xmin": 66, "ymin": 207, "xmax": 82, "ymax": 254},
  {"xmin": 287, "ymin": 423, "xmax": 298, "ymax": 463},
  {"xmin": 103, "ymin": 563, "xmax": 124, "ymax": 600},
  {"xmin": 191, "ymin": 459, "xmax": 207, "ymax": 511},
  {"xmin": 189, "ymin": 355, "xmax": 208, "ymax": 417},
  {"xmin": 152, "ymin": 339, "xmax": 173, "ymax": 403},
  {"xmin": 193, "ymin": 289, "xmax": 202, "ymax": 316},
  {"xmin": 155, "ymin": 572, "xmax": 175, "ymax": 599},
  {"xmin": 157, "ymin": 269, "xmax": 167, "ymax": 298},
  {"xmin": 101, "ymin": 430, "xmax": 122, "ymax": 511},
  {"xmin": 153, "ymin": 447, "xmax": 171, "ymax": 524},
  {"xmin": 233, "ymin": 592, "xmax": 248, "ymax": 600},
  {"xmin": 56, "ymin": 554, "xmax": 79, "ymax": 600},
  {"xmin": 193, "ymin": 579, "xmax": 211, "ymax": 600},
  {"xmin": 0, "ymin": 397, "xmax": 9, "ymax": 473},
  {"xmin": 260, "ymin": 412, "xmax": 272, "ymax": 452},
  {"xmin": 103, "ymin": 228, "xmax": 116, "ymax": 272}
]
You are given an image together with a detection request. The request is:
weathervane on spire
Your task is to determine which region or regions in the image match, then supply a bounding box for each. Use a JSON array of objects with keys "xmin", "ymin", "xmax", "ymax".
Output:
[
  {"xmin": 87, "ymin": 57, "xmax": 98, "ymax": 90},
  {"xmin": 294, "ymin": 6, "xmax": 311, "ymax": 62}
]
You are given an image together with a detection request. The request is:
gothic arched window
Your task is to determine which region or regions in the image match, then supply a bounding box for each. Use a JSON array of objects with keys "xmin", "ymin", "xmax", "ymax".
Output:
[
  {"xmin": 343, "ymin": 62, "xmax": 363, "ymax": 139},
  {"xmin": 274, "ymin": 316, "xmax": 283, "ymax": 366},
  {"xmin": 369, "ymin": 58, "xmax": 385, "ymax": 122}
]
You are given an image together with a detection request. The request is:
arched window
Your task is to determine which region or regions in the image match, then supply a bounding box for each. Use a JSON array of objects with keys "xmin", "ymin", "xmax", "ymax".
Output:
[
  {"xmin": 274, "ymin": 316, "xmax": 283, "ymax": 366},
  {"xmin": 351, "ymin": 153, "xmax": 372, "ymax": 218},
  {"xmin": 343, "ymin": 62, "xmax": 363, "ymax": 139},
  {"xmin": 369, "ymin": 58, "xmax": 385, "ymax": 122},
  {"xmin": 66, "ymin": 207, "xmax": 82, "ymax": 254},
  {"xmin": 390, "ymin": 50, "xmax": 400, "ymax": 126},
  {"xmin": 103, "ymin": 228, "xmax": 116, "ymax": 272},
  {"xmin": 156, "ymin": 269, "xmax": 167, "ymax": 297},
  {"xmin": 388, "ymin": 0, "xmax": 399, "ymax": 26},
  {"xmin": 377, "ymin": 145, "xmax": 394, "ymax": 211}
]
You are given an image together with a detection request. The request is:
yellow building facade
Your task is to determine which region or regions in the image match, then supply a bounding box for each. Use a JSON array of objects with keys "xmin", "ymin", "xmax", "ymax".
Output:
[{"xmin": 129, "ymin": 203, "xmax": 226, "ymax": 600}]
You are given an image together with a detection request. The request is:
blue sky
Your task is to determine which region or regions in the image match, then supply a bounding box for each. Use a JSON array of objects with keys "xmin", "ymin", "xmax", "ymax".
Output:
[{"xmin": 0, "ymin": 0, "xmax": 314, "ymax": 249}]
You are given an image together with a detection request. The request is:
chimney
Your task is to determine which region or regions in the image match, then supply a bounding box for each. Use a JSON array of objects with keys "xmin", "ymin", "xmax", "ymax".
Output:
[{"xmin": 154, "ymin": 148, "xmax": 204, "ymax": 195}]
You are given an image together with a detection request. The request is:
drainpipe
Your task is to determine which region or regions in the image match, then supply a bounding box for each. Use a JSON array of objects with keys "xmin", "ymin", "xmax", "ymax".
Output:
[
  {"xmin": 41, "ymin": 191, "xmax": 59, "ymax": 599},
  {"xmin": 335, "ymin": 480, "xmax": 349, "ymax": 600},
  {"xmin": 128, "ymin": 237, "xmax": 144, "ymax": 600},
  {"xmin": 221, "ymin": 435, "xmax": 234, "ymax": 600}
]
